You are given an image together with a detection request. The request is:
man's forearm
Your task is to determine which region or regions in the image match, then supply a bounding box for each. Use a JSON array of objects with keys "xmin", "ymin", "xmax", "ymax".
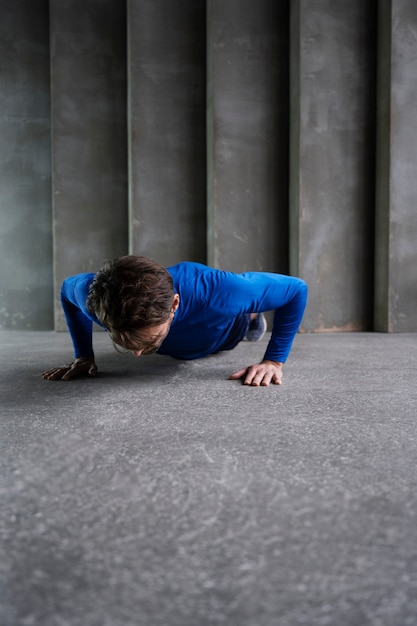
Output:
[{"xmin": 61, "ymin": 298, "xmax": 95, "ymax": 358}]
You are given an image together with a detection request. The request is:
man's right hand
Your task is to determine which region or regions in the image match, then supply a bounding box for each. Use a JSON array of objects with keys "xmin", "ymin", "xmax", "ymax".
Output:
[{"xmin": 42, "ymin": 357, "xmax": 97, "ymax": 381}]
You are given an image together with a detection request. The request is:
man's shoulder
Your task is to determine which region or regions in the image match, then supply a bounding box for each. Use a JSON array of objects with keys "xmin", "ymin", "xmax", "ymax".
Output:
[
  {"xmin": 167, "ymin": 262, "xmax": 226, "ymax": 300},
  {"xmin": 62, "ymin": 272, "xmax": 95, "ymax": 291},
  {"xmin": 167, "ymin": 261, "xmax": 214, "ymax": 280},
  {"xmin": 168, "ymin": 261, "xmax": 209, "ymax": 272}
]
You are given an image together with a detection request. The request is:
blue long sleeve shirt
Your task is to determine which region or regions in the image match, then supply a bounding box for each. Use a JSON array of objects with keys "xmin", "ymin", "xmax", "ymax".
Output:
[{"xmin": 61, "ymin": 261, "xmax": 308, "ymax": 363}]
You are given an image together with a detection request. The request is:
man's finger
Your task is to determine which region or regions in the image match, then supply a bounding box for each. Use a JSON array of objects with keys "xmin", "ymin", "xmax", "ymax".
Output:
[
  {"xmin": 61, "ymin": 370, "xmax": 75, "ymax": 381},
  {"xmin": 42, "ymin": 364, "xmax": 72, "ymax": 380},
  {"xmin": 88, "ymin": 363, "xmax": 97, "ymax": 377},
  {"xmin": 42, "ymin": 368, "xmax": 61, "ymax": 378},
  {"xmin": 244, "ymin": 368, "xmax": 262, "ymax": 386},
  {"xmin": 229, "ymin": 367, "xmax": 248, "ymax": 380},
  {"xmin": 43, "ymin": 368, "xmax": 66, "ymax": 380},
  {"xmin": 62, "ymin": 364, "xmax": 85, "ymax": 380}
]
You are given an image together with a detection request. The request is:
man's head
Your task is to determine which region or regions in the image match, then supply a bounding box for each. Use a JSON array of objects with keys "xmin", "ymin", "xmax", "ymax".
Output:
[{"xmin": 86, "ymin": 255, "xmax": 179, "ymax": 354}]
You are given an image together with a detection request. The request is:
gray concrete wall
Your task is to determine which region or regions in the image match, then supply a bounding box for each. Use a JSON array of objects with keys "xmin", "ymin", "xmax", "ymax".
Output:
[
  {"xmin": 0, "ymin": 0, "xmax": 53, "ymax": 329},
  {"xmin": 50, "ymin": 0, "xmax": 128, "ymax": 330},
  {"xmin": 128, "ymin": 0, "xmax": 207, "ymax": 266},
  {"xmin": 290, "ymin": 0, "xmax": 377, "ymax": 331},
  {"xmin": 1, "ymin": 1, "xmax": 417, "ymax": 333},
  {"xmin": 207, "ymin": 0, "xmax": 289, "ymax": 273},
  {"xmin": 374, "ymin": 0, "xmax": 417, "ymax": 332}
]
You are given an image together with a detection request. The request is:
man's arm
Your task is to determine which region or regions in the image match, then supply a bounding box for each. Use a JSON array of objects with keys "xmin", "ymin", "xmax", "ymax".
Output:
[
  {"xmin": 42, "ymin": 274, "xmax": 99, "ymax": 381},
  {"xmin": 224, "ymin": 272, "xmax": 308, "ymax": 386}
]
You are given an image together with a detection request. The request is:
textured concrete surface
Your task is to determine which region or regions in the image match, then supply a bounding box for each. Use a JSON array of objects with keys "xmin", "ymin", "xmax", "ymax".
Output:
[
  {"xmin": 2, "ymin": 2, "xmax": 417, "ymax": 334},
  {"xmin": 128, "ymin": 0, "xmax": 207, "ymax": 266},
  {"xmin": 374, "ymin": 0, "xmax": 417, "ymax": 332},
  {"xmin": 1, "ymin": 330, "xmax": 417, "ymax": 626},
  {"xmin": 207, "ymin": 0, "xmax": 289, "ymax": 273},
  {"xmin": 290, "ymin": 0, "xmax": 377, "ymax": 331},
  {"xmin": 50, "ymin": 0, "xmax": 128, "ymax": 330},
  {"xmin": 0, "ymin": 0, "xmax": 53, "ymax": 330}
]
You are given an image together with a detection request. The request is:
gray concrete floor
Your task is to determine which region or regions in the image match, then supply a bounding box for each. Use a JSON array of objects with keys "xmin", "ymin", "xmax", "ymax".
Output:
[{"xmin": 1, "ymin": 329, "xmax": 417, "ymax": 626}]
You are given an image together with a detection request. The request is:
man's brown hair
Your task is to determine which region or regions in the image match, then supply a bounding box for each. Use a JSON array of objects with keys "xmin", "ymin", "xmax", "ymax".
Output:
[{"xmin": 86, "ymin": 255, "xmax": 175, "ymax": 350}]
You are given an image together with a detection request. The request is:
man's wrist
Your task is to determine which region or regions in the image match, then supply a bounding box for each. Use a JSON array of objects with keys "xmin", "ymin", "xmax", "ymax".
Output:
[{"xmin": 262, "ymin": 359, "xmax": 283, "ymax": 368}]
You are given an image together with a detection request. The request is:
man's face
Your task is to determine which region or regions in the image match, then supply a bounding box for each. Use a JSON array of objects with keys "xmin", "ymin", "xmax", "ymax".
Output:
[
  {"xmin": 131, "ymin": 318, "xmax": 173, "ymax": 356},
  {"xmin": 131, "ymin": 293, "xmax": 179, "ymax": 357}
]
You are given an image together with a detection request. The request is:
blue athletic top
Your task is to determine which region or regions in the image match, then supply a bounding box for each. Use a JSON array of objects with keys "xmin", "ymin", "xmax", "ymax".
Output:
[{"xmin": 61, "ymin": 261, "xmax": 308, "ymax": 363}]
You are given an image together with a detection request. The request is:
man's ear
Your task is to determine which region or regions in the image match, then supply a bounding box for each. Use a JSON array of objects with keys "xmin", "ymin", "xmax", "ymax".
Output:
[{"xmin": 172, "ymin": 293, "xmax": 180, "ymax": 312}]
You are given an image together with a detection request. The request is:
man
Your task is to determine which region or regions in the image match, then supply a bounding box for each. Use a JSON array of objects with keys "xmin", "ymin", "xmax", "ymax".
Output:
[{"xmin": 42, "ymin": 255, "xmax": 308, "ymax": 387}]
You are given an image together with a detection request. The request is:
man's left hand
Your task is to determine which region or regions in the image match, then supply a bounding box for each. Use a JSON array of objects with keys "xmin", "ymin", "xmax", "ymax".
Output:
[{"xmin": 229, "ymin": 360, "xmax": 283, "ymax": 387}]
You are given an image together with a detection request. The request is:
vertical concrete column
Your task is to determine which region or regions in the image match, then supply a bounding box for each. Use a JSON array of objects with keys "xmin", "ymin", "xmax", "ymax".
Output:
[
  {"xmin": 290, "ymin": 0, "xmax": 377, "ymax": 331},
  {"xmin": 207, "ymin": 0, "xmax": 289, "ymax": 272},
  {"xmin": 374, "ymin": 0, "xmax": 417, "ymax": 332},
  {"xmin": 50, "ymin": 0, "xmax": 128, "ymax": 330},
  {"xmin": 128, "ymin": 0, "xmax": 206, "ymax": 266},
  {"xmin": 0, "ymin": 0, "xmax": 52, "ymax": 329}
]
